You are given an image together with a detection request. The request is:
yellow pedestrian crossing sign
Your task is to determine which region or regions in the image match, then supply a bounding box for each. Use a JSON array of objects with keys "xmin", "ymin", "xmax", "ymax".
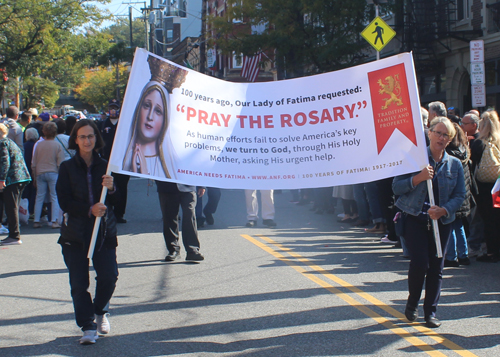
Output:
[{"xmin": 361, "ymin": 16, "xmax": 396, "ymax": 52}]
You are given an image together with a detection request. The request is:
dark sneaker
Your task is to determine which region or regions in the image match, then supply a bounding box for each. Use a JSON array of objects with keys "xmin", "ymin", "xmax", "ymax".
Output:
[
  {"xmin": 404, "ymin": 304, "xmax": 418, "ymax": 322},
  {"xmin": 1, "ymin": 237, "xmax": 22, "ymax": 245},
  {"xmin": 477, "ymin": 254, "xmax": 500, "ymax": 263},
  {"xmin": 458, "ymin": 257, "xmax": 471, "ymax": 265},
  {"xmin": 425, "ymin": 316, "xmax": 441, "ymax": 328},
  {"xmin": 444, "ymin": 259, "xmax": 460, "ymax": 267},
  {"xmin": 165, "ymin": 251, "xmax": 180, "ymax": 262},
  {"xmin": 246, "ymin": 220, "xmax": 257, "ymax": 227},
  {"xmin": 263, "ymin": 219, "xmax": 277, "ymax": 227},
  {"xmin": 116, "ymin": 217, "xmax": 127, "ymax": 223},
  {"xmin": 204, "ymin": 212, "xmax": 214, "ymax": 225},
  {"xmin": 186, "ymin": 251, "xmax": 204, "ymax": 261}
]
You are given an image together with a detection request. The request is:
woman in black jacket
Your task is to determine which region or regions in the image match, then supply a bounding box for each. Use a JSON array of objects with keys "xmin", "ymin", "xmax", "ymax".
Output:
[
  {"xmin": 56, "ymin": 119, "xmax": 118, "ymax": 345},
  {"xmin": 444, "ymin": 123, "xmax": 474, "ymax": 266},
  {"xmin": 470, "ymin": 110, "xmax": 500, "ymax": 262}
]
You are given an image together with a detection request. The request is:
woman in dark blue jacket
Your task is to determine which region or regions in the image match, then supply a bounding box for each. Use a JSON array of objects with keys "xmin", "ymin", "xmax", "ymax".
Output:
[
  {"xmin": 56, "ymin": 119, "xmax": 118, "ymax": 345},
  {"xmin": 393, "ymin": 117, "xmax": 465, "ymax": 328}
]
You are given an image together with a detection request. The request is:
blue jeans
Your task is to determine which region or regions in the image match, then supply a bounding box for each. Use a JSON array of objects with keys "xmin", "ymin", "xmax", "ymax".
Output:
[
  {"xmin": 62, "ymin": 244, "xmax": 118, "ymax": 331},
  {"xmin": 404, "ymin": 214, "xmax": 451, "ymax": 318},
  {"xmin": 34, "ymin": 172, "xmax": 59, "ymax": 223},
  {"xmin": 445, "ymin": 218, "xmax": 469, "ymax": 260},
  {"xmin": 353, "ymin": 184, "xmax": 369, "ymax": 221},
  {"xmin": 365, "ymin": 182, "xmax": 384, "ymax": 223}
]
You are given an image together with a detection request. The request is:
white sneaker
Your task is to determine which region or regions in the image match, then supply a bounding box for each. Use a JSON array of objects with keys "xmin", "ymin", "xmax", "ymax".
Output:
[
  {"xmin": 96, "ymin": 313, "xmax": 110, "ymax": 334},
  {"xmin": 80, "ymin": 330, "xmax": 98, "ymax": 345},
  {"xmin": 0, "ymin": 225, "xmax": 8, "ymax": 234}
]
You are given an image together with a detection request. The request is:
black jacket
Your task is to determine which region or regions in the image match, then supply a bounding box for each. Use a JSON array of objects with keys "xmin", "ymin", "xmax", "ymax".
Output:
[
  {"xmin": 56, "ymin": 151, "xmax": 118, "ymax": 250},
  {"xmin": 446, "ymin": 145, "xmax": 475, "ymax": 219},
  {"xmin": 100, "ymin": 117, "xmax": 118, "ymax": 161}
]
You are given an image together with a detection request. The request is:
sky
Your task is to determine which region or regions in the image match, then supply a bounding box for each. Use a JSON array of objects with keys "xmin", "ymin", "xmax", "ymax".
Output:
[{"xmin": 94, "ymin": 0, "xmax": 145, "ymax": 28}]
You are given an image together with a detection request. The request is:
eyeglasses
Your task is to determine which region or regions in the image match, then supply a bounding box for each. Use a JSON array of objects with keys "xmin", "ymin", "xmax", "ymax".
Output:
[
  {"xmin": 77, "ymin": 134, "xmax": 96, "ymax": 141},
  {"xmin": 431, "ymin": 130, "xmax": 450, "ymax": 140}
]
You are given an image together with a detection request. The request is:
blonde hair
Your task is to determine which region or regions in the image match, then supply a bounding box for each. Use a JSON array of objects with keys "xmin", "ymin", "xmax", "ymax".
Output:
[
  {"xmin": 429, "ymin": 116, "xmax": 456, "ymax": 140},
  {"xmin": 479, "ymin": 110, "xmax": 500, "ymax": 147},
  {"xmin": 0, "ymin": 123, "xmax": 8, "ymax": 136}
]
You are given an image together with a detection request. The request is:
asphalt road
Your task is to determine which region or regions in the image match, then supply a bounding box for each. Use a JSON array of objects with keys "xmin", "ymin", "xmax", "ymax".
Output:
[{"xmin": 1, "ymin": 178, "xmax": 499, "ymax": 357}]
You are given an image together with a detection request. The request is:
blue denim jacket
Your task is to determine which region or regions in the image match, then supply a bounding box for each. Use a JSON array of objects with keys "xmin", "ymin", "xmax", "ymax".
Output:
[{"xmin": 392, "ymin": 147, "xmax": 466, "ymax": 225}]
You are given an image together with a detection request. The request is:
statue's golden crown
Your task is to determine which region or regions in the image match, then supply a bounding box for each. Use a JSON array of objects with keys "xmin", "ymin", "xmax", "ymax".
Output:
[{"xmin": 147, "ymin": 56, "xmax": 188, "ymax": 93}]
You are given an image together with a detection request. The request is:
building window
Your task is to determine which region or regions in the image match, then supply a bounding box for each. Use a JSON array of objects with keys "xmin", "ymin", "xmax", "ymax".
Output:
[
  {"xmin": 233, "ymin": 52, "xmax": 243, "ymax": 68},
  {"xmin": 486, "ymin": 61, "xmax": 496, "ymax": 86},
  {"xmin": 457, "ymin": 0, "xmax": 470, "ymax": 21}
]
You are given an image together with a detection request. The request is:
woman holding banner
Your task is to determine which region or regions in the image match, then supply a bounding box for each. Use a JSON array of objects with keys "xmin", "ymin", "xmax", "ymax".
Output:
[
  {"xmin": 56, "ymin": 119, "xmax": 119, "ymax": 344},
  {"xmin": 393, "ymin": 117, "xmax": 465, "ymax": 328},
  {"xmin": 122, "ymin": 81, "xmax": 171, "ymax": 178}
]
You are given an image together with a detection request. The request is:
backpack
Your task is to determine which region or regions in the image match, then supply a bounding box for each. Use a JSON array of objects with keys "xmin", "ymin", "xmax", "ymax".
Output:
[{"xmin": 476, "ymin": 141, "xmax": 500, "ymax": 183}]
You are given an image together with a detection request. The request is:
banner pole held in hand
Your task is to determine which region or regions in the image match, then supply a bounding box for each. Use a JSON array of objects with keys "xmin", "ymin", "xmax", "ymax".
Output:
[
  {"xmin": 426, "ymin": 179, "xmax": 442, "ymax": 258},
  {"xmin": 87, "ymin": 167, "xmax": 111, "ymax": 259}
]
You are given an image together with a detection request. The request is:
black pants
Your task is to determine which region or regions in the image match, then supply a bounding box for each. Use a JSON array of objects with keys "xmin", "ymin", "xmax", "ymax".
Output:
[
  {"xmin": 196, "ymin": 187, "xmax": 221, "ymax": 218},
  {"xmin": 376, "ymin": 177, "xmax": 398, "ymax": 240},
  {"xmin": 1, "ymin": 182, "xmax": 26, "ymax": 239},
  {"xmin": 158, "ymin": 191, "xmax": 200, "ymax": 254},
  {"xmin": 476, "ymin": 181, "xmax": 500, "ymax": 255},
  {"xmin": 62, "ymin": 244, "xmax": 118, "ymax": 331},
  {"xmin": 111, "ymin": 173, "xmax": 129, "ymax": 218},
  {"xmin": 404, "ymin": 214, "xmax": 451, "ymax": 318}
]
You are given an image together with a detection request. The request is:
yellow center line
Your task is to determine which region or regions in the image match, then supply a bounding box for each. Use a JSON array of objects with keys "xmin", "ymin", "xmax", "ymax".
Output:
[{"xmin": 241, "ymin": 234, "xmax": 478, "ymax": 357}]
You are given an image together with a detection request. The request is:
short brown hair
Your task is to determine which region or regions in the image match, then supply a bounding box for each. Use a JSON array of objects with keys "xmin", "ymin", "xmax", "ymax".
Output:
[
  {"xmin": 68, "ymin": 119, "xmax": 105, "ymax": 152},
  {"xmin": 42, "ymin": 122, "xmax": 58, "ymax": 139}
]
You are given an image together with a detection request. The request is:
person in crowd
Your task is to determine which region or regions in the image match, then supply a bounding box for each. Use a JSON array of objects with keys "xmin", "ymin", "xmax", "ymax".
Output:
[
  {"xmin": 196, "ymin": 187, "xmax": 221, "ymax": 227},
  {"xmin": 333, "ymin": 185, "xmax": 358, "ymax": 223},
  {"xmin": 27, "ymin": 108, "xmax": 39, "ymax": 121},
  {"xmin": 101, "ymin": 100, "xmax": 129, "ymax": 223},
  {"xmin": 65, "ymin": 115, "xmax": 77, "ymax": 136},
  {"xmin": 421, "ymin": 107, "xmax": 430, "ymax": 144},
  {"xmin": 32, "ymin": 122, "xmax": 65, "ymax": 229},
  {"xmin": 393, "ymin": 116, "xmax": 465, "ymax": 328},
  {"xmin": 460, "ymin": 111, "xmax": 483, "ymax": 257},
  {"xmin": 444, "ymin": 123, "xmax": 474, "ymax": 266},
  {"xmin": 1, "ymin": 105, "xmax": 24, "ymax": 152},
  {"xmin": 157, "ymin": 180, "xmax": 205, "ymax": 261},
  {"xmin": 448, "ymin": 107, "xmax": 460, "ymax": 118},
  {"xmin": 352, "ymin": 184, "xmax": 370, "ymax": 226},
  {"xmin": 461, "ymin": 112, "xmax": 480, "ymax": 146},
  {"xmin": 0, "ymin": 123, "xmax": 31, "ymax": 245},
  {"xmin": 22, "ymin": 128, "xmax": 39, "ymax": 217},
  {"xmin": 428, "ymin": 101, "xmax": 447, "ymax": 123},
  {"xmin": 471, "ymin": 110, "xmax": 500, "ymax": 262},
  {"xmin": 364, "ymin": 181, "xmax": 386, "ymax": 233},
  {"xmin": 377, "ymin": 177, "xmax": 400, "ymax": 244},
  {"xmin": 54, "ymin": 119, "xmax": 74, "ymax": 161},
  {"xmin": 245, "ymin": 189, "xmax": 277, "ymax": 227},
  {"xmin": 18, "ymin": 111, "xmax": 32, "ymax": 134},
  {"xmin": 56, "ymin": 119, "xmax": 119, "ymax": 345},
  {"xmin": 313, "ymin": 187, "xmax": 335, "ymax": 216}
]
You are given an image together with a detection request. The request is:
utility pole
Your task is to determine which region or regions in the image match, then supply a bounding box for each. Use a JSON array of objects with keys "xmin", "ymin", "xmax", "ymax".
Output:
[
  {"xmin": 199, "ymin": 0, "xmax": 207, "ymax": 74},
  {"xmin": 129, "ymin": 6, "xmax": 133, "ymax": 47}
]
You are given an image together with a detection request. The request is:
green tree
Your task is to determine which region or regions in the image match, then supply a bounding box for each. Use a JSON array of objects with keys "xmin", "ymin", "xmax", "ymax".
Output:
[
  {"xmin": 209, "ymin": 0, "xmax": 377, "ymax": 78},
  {"xmin": 75, "ymin": 65, "xmax": 129, "ymax": 112},
  {"xmin": 102, "ymin": 18, "xmax": 148, "ymax": 49},
  {"xmin": 22, "ymin": 77, "xmax": 60, "ymax": 109},
  {"xmin": 0, "ymin": 0, "xmax": 110, "ymax": 107}
]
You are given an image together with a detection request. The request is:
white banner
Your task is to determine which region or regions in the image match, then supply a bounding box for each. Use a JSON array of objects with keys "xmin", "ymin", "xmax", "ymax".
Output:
[{"xmin": 108, "ymin": 49, "xmax": 427, "ymax": 189}]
